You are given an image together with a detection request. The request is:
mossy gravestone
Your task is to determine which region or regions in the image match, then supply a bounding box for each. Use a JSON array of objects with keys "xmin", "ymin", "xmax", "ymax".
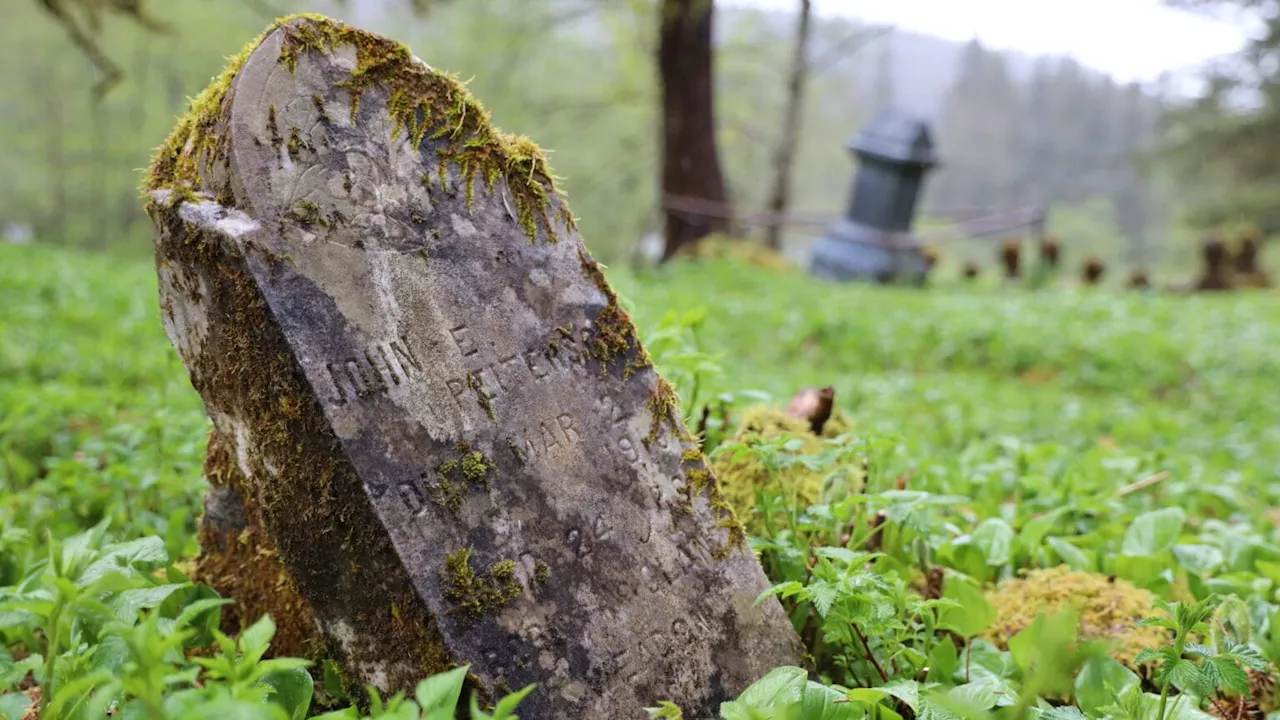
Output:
[{"xmin": 145, "ymin": 14, "xmax": 802, "ymax": 717}]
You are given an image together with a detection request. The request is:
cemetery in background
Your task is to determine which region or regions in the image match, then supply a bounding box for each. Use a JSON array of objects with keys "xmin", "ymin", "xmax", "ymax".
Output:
[{"xmin": 0, "ymin": 0, "xmax": 1262, "ymax": 284}]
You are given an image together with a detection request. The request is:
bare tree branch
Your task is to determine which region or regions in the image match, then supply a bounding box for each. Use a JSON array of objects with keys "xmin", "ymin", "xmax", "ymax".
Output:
[
  {"xmin": 36, "ymin": 0, "xmax": 171, "ymax": 100},
  {"xmin": 807, "ymin": 23, "xmax": 892, "ymax": 76}
]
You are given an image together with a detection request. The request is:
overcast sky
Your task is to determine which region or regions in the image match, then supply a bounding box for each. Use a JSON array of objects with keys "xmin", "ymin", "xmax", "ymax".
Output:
[{"xmin": 728, "ymin": 0, "xmax": 1252, "ymax": 83}]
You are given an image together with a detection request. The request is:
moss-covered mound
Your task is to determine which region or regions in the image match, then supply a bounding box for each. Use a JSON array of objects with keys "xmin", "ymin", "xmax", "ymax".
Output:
[
  {"xmin": 675, "ymin": 234, "xmax": 796, "ymax": 273},
  {"xmin": 982, "ymin": 565, "xmax": 1170, "ymax": 669},
  {"xmin": 710, "ymin": 404, "xmax": 854, "ymax": 531}
]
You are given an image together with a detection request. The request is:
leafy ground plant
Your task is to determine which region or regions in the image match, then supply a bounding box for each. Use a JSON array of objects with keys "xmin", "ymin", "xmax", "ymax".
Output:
[{"xmin": 8, "ymin": 244, "xmax": 1280, "ymax": 717}]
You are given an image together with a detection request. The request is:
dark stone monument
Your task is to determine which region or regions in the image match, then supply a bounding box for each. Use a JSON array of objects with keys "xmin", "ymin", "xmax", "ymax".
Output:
[
  {"xmin": 145, "ymin": 14, "xmax": 801, "ymax": 718},
  {"xmin": 809, "ymin": 109, "xmax": 938, "ymax": 283}
]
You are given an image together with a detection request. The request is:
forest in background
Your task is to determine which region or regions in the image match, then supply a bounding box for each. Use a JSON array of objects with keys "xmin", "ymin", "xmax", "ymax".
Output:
[{"xmin": 0, "ymin": 0, "xmax": 1241, "ymax": 277}]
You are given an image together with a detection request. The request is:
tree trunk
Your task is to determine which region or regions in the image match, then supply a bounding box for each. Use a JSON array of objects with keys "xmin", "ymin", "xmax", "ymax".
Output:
[
  {"xmin": 658, "ymin": 0, "xmax": 729, "ymax": 262},
  {"xmin": 763, "ymin": 0, "xmax": 813, "ymax": 252}
]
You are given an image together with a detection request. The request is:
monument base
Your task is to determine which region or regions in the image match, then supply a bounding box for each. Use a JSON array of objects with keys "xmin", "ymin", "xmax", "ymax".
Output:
[{"xmin": 808, "ymin": 221, "xmax": 929, "ymax": 284}]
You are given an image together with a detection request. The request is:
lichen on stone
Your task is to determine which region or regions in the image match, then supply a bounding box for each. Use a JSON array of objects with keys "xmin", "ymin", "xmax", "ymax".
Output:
[
  {"xmin": 440, "ymin": 547, "xmax": 522, "ymax": 623},
  {"xmin": 982, "ymin": 565, "xmax": 1170, "ymax": 669}
]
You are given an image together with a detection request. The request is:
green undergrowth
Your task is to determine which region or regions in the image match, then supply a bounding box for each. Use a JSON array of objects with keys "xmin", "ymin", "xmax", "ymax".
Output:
[{"xmin": 6, "ymin": 242, "xmax": 1280, "ymax": 718}]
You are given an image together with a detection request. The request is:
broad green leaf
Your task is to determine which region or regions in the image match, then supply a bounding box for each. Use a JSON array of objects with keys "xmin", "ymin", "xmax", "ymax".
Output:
[
  {"xmin": 239, "ymin": 614, "xmax": 278, "ymax": 666},
  {"xmin": 416, "ymin": 664, "xmax": 470, "ymax": 713},
  {"xmin": 719, "ymin": 666, "xmax": 808, "ymax": 720},
  {"xmin": 321, "ymin": 659, "xmax": 350, "ymax": 703},
  {"xmin": 949, "ymin": 681, "xmax": 997, "ymax": 709},
  {"xmin": 107, "ymin": 583, "xmax": 186, "ymax": 623},
  {"xmin": 90, "ymin": 633, "xmax": 130, "ymax": 675},
  {"xmin": 1019, "ymin": 508, "xmax": 1069, "ymax": 553},
  {"xmin": 938, "ymin": 577, "xmax": 996, "ymax": 638},
  {"xmin": 926, "ymin": 637, "xmax": 958, "ymax": 684},
  {"xmin": 799, "ymin": 680, "xmax": 861, "ymax": 719},
  {"xmin": 1047, "ymin": 537, "xmax": 1094, "ymax": 571},
  {"xmin": 174, "ymin": 594, "xmax": 234, "ymax": 648},
  {"xmin": 1075, "ymin": 655, "xmax": 1138, "ymax": 715},
  {"xmin": 1121, "ymin": 508, "xmax": 1186, "ymax": 557},
  {"xmin": 881, "ymin": 679, "xmax": 921, "ymax": 712},
  {"xmin": 948, "ymin": 542, "xmax": 989, "ymax": 581},
  {"xmin": 1165, "ymin": 659, "xmax": 1206, "ymax": 695},
  {"xmin": 1171, "ymin": 544, "xmax": 1225, "ymax": 576},
  {"xmin": 79, "ymin": 536, "xmax": 168, "ymax": 586},
  {"xmin": 260, "ymin": 667, "xmax": 315, "ymax": 720},
  {"xmin": 844, "ymin": 688, "xmax": 888, "ymax": 705},
  {"xmin": 971, "ymin": 519, "xmax": 1015, "ymax": 566},
  {"xmin": 1209, "ymin": 656, "xmax": 1250, "ymax": 694},
  {"xmin": 1113, "ymin": 554, "xmax": 1165, "ymax": 589},
  {"xmin": 728, "ymin": 666, "xmax": 807, "ymax": 707},
  {"xmin": 0, "ymin": 693, "xmax": 33, "ymax": 720}
]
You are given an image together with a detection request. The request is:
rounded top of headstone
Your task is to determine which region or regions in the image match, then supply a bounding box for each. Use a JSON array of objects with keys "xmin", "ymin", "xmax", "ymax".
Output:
[
  {"xmin": 144, "ymin": 13, "xmax": 573, "ymax": 246},
  {"xmin": 847, "ymin": 108, "xmax": 938, "ymax": 168}
]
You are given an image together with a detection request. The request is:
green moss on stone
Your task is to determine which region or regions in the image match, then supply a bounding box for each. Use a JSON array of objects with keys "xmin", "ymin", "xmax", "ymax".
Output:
[
  {"xmin": 644, "ymin": 378, "xmax": 689, "ymax": 449},
  {"xmin": 577, "ymin": 249, "xmax": 652, "ymax": 378},
  {"xmin": 466, "ymin": 372, "xmax": 495, "ymax": 420},
  {"xmin": 273, "ymin": 15, "xmax": 572, "ymax": 243},
  {"xmin": 145, "ymin": 13, "xmax": 573, "ymax": 246},
  {"xmin": 441, "ymin": 547, "xmax": 522, "ymax": 623},
  {"xmin": 288, "ymin": 199, "xmax": 326, "ymax": 227},
  {"xmin": 429, "ymin": 443, "xmax": 495, "ymax": 512},
  {"xmin": 460, "ymin": 449, "xmax": 496, "ymax": 484},
  {"xmin": 533, "ymin": 560, "xmax": 551, "ymax": 586}
]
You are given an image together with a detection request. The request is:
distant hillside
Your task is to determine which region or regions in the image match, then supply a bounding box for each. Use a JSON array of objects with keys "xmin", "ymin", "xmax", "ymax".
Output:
[{"xmin": 719, "ymin": 5, "xmax": 1116, "ymax": 122}]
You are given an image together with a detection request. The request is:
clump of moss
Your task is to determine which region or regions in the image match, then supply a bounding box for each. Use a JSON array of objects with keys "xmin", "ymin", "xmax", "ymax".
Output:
[
  {"xmin": 645, "ymin": 378, "xmax": 691, "ymax": 449},
  {"xmin": 982, "ymin": 565, "xmax": 1170, "ymax": 669},
  {"xmin": 465, "ymin": 372, "xmax": 495, "ymax": 420},
  {"xmin": 709, "ymin": 404, "xmax": 855, "ymax": 532},
  {"xmin": 673, "ymin": 233, "xmax": 796, "ymax": 273},
  {"xmin": 533, "ymin": 560, "xmax": 551, "ymax": 586},
  {"xmin": 288, "ymin": 199, "xmax": 326, "ymax": 227},
  {"xmin": 286, "ymin": 127, "xmax": 309, "ymax": 160},
  {"xmin": 440, "ymin": 547, "xmax": 522, "ymax": 624},
  {"xmin": 676, "ymin": 445, "xmax": 748, "ymax": 556},
  {"xmin": 459, "ymin": 447, "xmax": 496, "ymax": 484},
  {"xmin": 430, "ymin": 443, "xmax": 495, "ymax": 511},
  {"xmin": 577, "ymin": 249, "xmax": 652, "ymax": 379}
]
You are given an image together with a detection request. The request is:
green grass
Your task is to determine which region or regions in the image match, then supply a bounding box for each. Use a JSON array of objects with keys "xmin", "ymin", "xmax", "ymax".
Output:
[{"xmin": 5, "ymin": 241, "xmax": 1280, "ymax": 719}]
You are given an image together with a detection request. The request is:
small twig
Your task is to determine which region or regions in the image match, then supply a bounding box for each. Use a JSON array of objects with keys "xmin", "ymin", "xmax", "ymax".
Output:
[
  {"xmin": 694, "ymin": 405, "xmax": 711, "ymax": 445},
  {"xmin": 851, "ymin": 622, "xmax": 890, "ymax": 683},
  {"xmin": 1118, "ymin": 471, "xmax": 1170, "ymax": 498}
]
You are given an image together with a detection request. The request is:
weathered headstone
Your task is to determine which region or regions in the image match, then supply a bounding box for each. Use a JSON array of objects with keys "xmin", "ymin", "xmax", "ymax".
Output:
[{"xmin": 146, "ymin": 14, "xmax": 802, "ymax": 717}]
